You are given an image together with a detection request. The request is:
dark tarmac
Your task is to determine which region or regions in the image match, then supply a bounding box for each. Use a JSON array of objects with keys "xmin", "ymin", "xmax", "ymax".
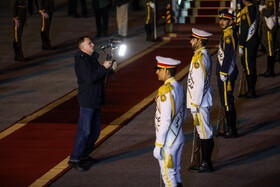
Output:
[{"xmin": 0, "ymin": 1, "xmax": 279, "ymax": 187}]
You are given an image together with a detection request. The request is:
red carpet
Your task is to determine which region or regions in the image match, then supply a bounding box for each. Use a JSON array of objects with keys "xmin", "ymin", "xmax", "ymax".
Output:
[{"xmin": 0, "ymin": 39, "xmax": 218, "ymax": 186}]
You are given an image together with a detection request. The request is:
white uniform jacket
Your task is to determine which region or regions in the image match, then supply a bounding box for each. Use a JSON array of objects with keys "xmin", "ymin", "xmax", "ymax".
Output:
[
  {"xmin": 154, "ymin": 78, "xmax": 186, "ymax": 148},
  {"xmin": 187, "ymin": 47, "xmax": 213, "ymax": 109}
]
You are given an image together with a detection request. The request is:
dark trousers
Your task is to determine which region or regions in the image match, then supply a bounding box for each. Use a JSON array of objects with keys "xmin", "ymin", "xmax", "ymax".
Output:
[
  {"xmin": 70, "ymin": 107, "xmax": 101, "ymax": 161},
  {"xmin": 241, "ymin": 45, "xmax": 258, "ymax": 95},
  {"xmin": 13, "ymin": 18, "xmax": 26, "ymax": 60},
  {"xmin": 69, "ymin": 0, "xmax": 87, "ymax": 17},
  {"xmin": 95, "ymin": 6, "xmax": 110, "ymax": 36},
  {"xmin": 41, "ymin": 13, "xmax": 53, "ymax": 49},
  {"xmin": 217, "ymin": 74, "xmax": 236, "ymax": 112}
]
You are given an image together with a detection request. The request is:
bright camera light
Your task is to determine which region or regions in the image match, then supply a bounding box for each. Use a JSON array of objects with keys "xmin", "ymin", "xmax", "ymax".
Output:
[{"xmin": 118, "ymin": 44, "xmax": 126, "ymax": 57}]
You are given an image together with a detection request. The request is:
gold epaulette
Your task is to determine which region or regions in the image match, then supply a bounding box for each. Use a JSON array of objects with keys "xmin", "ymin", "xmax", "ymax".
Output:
[
  {"xmin": 192, "ymin": 51, "xmax": 203, "ymax": 66},
  {"xmin": 240, "ymin": 6, "xmax": 248, "ymax": 15},
  {"xmin": 224, "ymin": 28, "xmax": 233, "ymax": 37},
  {"xmin": 156, "ymin": 83, "xmax": 173, "ymax": 101}
]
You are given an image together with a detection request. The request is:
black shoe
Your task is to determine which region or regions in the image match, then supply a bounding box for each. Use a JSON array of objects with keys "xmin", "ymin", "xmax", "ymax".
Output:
[
  {"xmin": 246, "ymin": 91, "xmax": 257, "ymax": 98},
  {"xmin": 80, "ymin": 156, "xmax": 100, "ymax": 165},
  {"xmin": 264, "ymin": 72, "xmax": 275, "ymax": 77},
  {"xmin": 177, "ymin": 182, "xmax": 183, "ymax": 187},
  {"xmin": 187, "ymin": 165, "xmax": 200, "ymax": 173},
  {"xmin": 188, "ymin": 162, "xmax": 213, "ymax": 173},
  {"xmin": 224, "ymin": 130, "xmax": 238, "ymax": 138},
  {"xmin": 198, "ymin": 162, "xmax": 213, "ymax": 173},
  {"xmin": 215, "ymin": 132, "xmax": 226, "ymax": 137},
  {"xmin": 68, "ymin": 161, "xmax": 85, "ymax": 171}
]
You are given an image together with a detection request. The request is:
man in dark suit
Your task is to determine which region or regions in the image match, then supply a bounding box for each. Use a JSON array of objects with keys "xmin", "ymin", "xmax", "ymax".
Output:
[{"xmin": 68, "ymin": 36, "xmax": 116, "ymax": 170}]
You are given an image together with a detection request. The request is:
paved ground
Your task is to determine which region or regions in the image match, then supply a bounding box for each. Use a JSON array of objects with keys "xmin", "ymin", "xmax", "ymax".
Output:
[{"xmin": 0, "ymin": 1, "xmax": 280, "ymax": 187}]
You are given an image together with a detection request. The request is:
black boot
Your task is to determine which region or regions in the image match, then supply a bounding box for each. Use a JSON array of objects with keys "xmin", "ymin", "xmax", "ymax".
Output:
[
  {"xmin": 41, "ymin": 31, "xmax": 52, "ymax": 50},
  {"xmin": 189, "ymin": 139, "xmax": 214, "ymax": 173},
  {"xmin": 41, "ymin": 31, "xmax": 47, "ymax": 49},
  {"xmin": 260, "ymin": 56, "xmax": 271, "ymax": 76},
  {"xmin": 264, "ymin": 56, "xmax": 275, "ymax": 77},
  {"xmin": 13, "ymin": 42, "xmax": 24, "ymax": 61},
  {"xmin": 198, "ymin": 139, "xmax": 214, "ymax": 172},
  {"xmin": 225, "ymin": 109, "xmax": 238, "ymax": 138},
  {"xmin": 246, "ymin": 75, "xmax": 256, "ymax": 98}
]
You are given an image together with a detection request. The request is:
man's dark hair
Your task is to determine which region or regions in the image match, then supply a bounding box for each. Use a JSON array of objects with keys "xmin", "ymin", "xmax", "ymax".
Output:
[
  {"xmin": 168, "ymin": 68, "xmax": 177, "ymax": 77},
  {"xmin": 77, "ymin": 36, "xmax": 90, "ymax": 48},
  {"xmin": 201, "ymin": 39, "xmax": 208, "ymax": 46}
]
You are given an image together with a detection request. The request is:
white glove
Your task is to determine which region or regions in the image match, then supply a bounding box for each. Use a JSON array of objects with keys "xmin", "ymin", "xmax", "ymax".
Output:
[
  {"xmin": 14, "ymin": 19, "xmax": 19, "ymax": 27},
  {"xmin": 259, "ymin": 5, "xmax": 265, "ymax": 12},
  {"xmin": 40, "ymin": 11, "xmax": 49, "ymax": 19},
  {"xmin": 150, "ymin": 3, "xmax": 155, "ymax": 9},
  {"xmin": 153, "ymin": 145, "xmax": 162, "ymax": 160},
  {"xmin": 190, "ymin": 105, "xmax": 198, "ymax": 114},
  {"xmin": 239, "ymin": 47, "xmax": 243, "ymax": 56},
  {"xmin": 112, "ymin": 62, "xmax": 117, "ymax": 71},
  {"xmin": 220, "ymin": 74, "xmax": 227, "ymax": 82}
]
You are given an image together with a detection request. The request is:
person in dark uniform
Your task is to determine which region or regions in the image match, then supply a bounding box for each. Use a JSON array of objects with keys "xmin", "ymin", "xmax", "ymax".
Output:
[
  {"xmin": 144, "ymin": 0, "xmax": 155, "ymax": 41},
  {"xmin": 12, "ymin": 0, "xmax": 27, "ymax": 61},
  {"xmin": 216, "ymin": 10, "xmax": 239, "ymax": 138},
  {"xmin": 161, "ymin": 2, "xmax": 175, "ymax": 33},
  {"xmin": 239, "ymin": 0, "xmax": 259, "ymax": 98},
  {"xmin": 92, "ymin": 0, "xmax": 110, "ymax": 37},
  {"xmin": 259, "ymin": 0, "xmax": 279, "ymax": 77},
  {"xmin": 38, "ymin": 0, "xmax": 54, "ymax": 50},
  {"xmin": 68, "ymin": 36, "xmax": 117, "ymax": 170}
]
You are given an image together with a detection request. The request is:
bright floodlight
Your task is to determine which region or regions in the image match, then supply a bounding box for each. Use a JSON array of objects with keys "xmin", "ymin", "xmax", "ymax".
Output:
[{"xmin": 118, "ymin": 44, "xmax": 126, "ymax": 57}]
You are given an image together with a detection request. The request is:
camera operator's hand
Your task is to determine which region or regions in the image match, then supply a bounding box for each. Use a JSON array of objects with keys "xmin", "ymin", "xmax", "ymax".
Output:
[
  {"xmin": 112, "ymin": 62, "xmax": 117, "ymax": 71},
  {"xmin": 103, "ymin": 60, "xmax": 112, "ymax": 69}
]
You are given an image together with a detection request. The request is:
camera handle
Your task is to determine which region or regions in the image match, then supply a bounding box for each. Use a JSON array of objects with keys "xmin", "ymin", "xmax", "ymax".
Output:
[{"xmin": 104, "ymin": 54, "xmax": 116, "ymax": 83}]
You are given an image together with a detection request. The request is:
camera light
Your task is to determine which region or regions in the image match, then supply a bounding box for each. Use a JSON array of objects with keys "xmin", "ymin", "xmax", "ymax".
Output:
[{"xmin": 118, "ymin": 44, "xmax": 126, "ymax": 57}]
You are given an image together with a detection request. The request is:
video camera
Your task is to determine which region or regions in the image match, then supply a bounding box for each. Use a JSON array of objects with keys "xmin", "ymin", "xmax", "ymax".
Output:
[
  {"xmin": 100, "ymin": 38, "xmax": 127, "ymax": 82},
  {"xmin": 100, "ymin": 38, "xmax": 126, "ymax": 62}
]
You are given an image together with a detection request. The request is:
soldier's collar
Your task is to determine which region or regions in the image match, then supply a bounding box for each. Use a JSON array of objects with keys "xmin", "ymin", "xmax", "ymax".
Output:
[
  {"xmin": 223, "ymin": 26, "xmax": 233, "ymax": 32},
  {"xmin": 194, "ymin": 46, "xmax": 205, "ymax": 54},
  {"xmin": 164, "ymin": 77, "xmax": 175, "ymax": 85}
]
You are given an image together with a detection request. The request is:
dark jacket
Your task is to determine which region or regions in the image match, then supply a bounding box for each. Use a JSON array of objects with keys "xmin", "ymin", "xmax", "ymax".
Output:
[
  {"xmin": 116, "ymin": 0, "xmax": 129, "ymax": 7},
  {"xmin": 74, "ymin": 50, "xmax": 108, "ymax": 109},
  {"xmin": 12, "ymin": 0, "xmax": 27, "ymax": 19},
  {"xmin": 92, "ymin": 0, "xmax": 110, "ymax": 10},
  {"xmin": 239, "ymin": 3, "xmax": 259, "ymax": 48}
]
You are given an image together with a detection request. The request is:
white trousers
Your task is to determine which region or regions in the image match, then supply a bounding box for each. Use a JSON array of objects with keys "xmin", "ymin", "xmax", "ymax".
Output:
[
  {"xmin": 158, "ymin": 142, "xmax": 184, "ymax": 187},
  {"xmin": 191, "ymin": 107, "xmax": 213, "ymax": 139},
  {"xmin": 116, "ymin": 3, "xmax": 128, "ymax": 36}
]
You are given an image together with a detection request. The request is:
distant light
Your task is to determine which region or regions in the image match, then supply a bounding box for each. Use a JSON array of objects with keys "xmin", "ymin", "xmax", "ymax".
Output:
[
  {"xmin": 118, "ymin": 44, "xmax": 126, "ymax": 56},
  {"xmin": 178, "ymin": 0, "xmax": 182, "ymax": 5}
]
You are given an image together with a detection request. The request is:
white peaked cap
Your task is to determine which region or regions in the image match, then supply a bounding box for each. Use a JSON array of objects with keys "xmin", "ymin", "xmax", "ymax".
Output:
[
  {"xmin": 155, "ymin": 56, "xmax": 181, "ymax": 68},
  {"xmin": 191, "ymin": 28, "xmax": 213, "ymax": 39}
]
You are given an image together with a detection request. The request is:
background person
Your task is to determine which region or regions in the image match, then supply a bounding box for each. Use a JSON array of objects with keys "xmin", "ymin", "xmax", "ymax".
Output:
[
  {"xmin": 115, "ymin": 0, "xmax": 129, "ymax": 37},
  {"xmin": 239, "ymin": 0, "xmax": 259, "ymax": 98},
  {"xmin": 38, "ymin": 0, "xmax": 54, "ymax": 50}
]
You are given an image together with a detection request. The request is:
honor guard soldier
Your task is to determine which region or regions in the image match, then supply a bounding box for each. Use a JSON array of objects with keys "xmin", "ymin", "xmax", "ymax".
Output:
[
  {"xmin": 38, "ymin": 0, "xmax": 54, "ymax": 50},
  {"xmin": 144, "ymin": 0, "xmax": 155, "ymax": 41},
  {"xmin": 154, "ymin": 56, "xmax": 186, "ymax": 187},
  {"xmin": 162, "ymin": 3, "xmax": 175, "ymax": 33},
  {"xmin": 216, "ymin": 10, "xmax": 239, "ymax": 138},
  {"xmin": 239, "ymin": 0, "xmax": 259, "ymax": 98},
  {"xmin": 259, "ymin": 0, "xmax": 279, "ymax": 77},
  {"xmin": 187, "ymin": 28, "xmax": 214, "ymax": 173},
  {"xmin": 12, "ymin": 0, "xmax": 28, "ymax": 61}
]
